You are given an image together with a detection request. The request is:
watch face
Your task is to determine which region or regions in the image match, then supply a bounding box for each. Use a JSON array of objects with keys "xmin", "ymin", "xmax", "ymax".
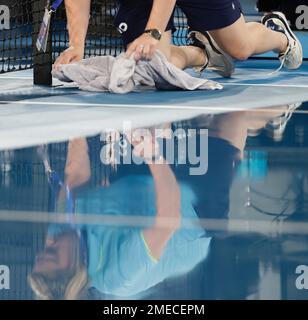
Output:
[
  {"xmin": 144, "ymin": 29, "xmax": 162, "ymax": 40},
  {"xmin": 151, "ymin": 29, "xmax": 161, "ymax": 40},
  {"xmin": 144, "ymin": 29, "xmax": 161, "ymax": 40}
]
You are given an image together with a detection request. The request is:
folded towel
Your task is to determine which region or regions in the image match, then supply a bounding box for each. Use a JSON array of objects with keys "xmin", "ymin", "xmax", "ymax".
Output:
[{"xmin": 52, "ymin": 50, "xmax": 222, "ymax": 93}]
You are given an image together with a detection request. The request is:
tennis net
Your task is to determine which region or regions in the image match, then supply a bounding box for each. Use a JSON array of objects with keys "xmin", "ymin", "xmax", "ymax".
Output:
[{"xmin": 0, "ymin": 0, "xmax": 188, "ymax": 84}]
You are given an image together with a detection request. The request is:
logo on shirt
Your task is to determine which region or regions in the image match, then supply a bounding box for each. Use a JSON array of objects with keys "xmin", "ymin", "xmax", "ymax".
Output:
[
  {"xmin": 0, "ymin": 5, "xmax": 10, "ymax": 30},
  {"xmin": 118, "ymin": 22, "xmax": 128, "ymax": 34},
  {"xmin": 232, "ymin": 2, "xmax": 236, "ymax": 10},
  {"xmin": 295, "ymin": 265, "xmax": 308, "ymax": 290},
  {"xmin": 0, "ymin": 265, "xmax": 10, "ymax": 290},
  {"xmin": 295, "ymin": 5, "xmax": 308, "ymax": 30}
]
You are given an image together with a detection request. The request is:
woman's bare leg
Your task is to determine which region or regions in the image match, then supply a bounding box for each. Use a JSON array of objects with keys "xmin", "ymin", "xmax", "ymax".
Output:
[{"xmin": 209, "ymin": 15, "xmax": 288, "ymax": 61}]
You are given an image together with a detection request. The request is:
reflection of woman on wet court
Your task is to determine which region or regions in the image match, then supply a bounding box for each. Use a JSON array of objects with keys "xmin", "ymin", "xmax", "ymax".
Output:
[
  {"xmin": 29, "ymin": 107, "xmax": 293, "ymax": 299},
  {"xmin": 29, "ymin": 137, "xmax": 211, "ymax": 299}
]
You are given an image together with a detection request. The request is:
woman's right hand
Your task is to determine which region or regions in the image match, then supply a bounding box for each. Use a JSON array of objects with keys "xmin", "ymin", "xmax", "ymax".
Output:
[{"xmin": 53, "ymin": 46, "xmax": 84, "ymax": 69}]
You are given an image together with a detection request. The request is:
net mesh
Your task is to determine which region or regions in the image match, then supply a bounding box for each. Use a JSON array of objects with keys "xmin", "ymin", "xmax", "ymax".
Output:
[
  {"xmin": 1, "ymin": 0, "xmax": 188, "ymax": 76},
  {"xmin": 1, "ymin": 1, "xmax": 34, "ymax": 73}
]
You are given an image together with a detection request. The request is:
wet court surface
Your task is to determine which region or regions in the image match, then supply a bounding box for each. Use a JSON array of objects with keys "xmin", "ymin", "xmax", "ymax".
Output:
[{"xmin": 1, "ymin": 88, "xmax": 308, "ymax": 299}]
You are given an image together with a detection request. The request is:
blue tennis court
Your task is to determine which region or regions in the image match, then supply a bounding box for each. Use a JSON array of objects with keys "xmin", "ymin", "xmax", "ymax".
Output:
[{"xmin": 1, "ymin": 59, "xmax": 308, "ymax": 149}]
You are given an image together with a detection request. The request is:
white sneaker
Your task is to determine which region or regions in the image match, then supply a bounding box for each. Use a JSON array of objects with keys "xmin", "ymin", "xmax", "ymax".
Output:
[
  {"xmin": 261, "ymin": 11, "xmax": 303, "ymax": 71},
  {"xmin": 265, "ymin": 102, "xmax": 302, "ymax": 142},
  {"xmin": 188, "ymin": 31, "xmax": 235, "ymax": 78}
]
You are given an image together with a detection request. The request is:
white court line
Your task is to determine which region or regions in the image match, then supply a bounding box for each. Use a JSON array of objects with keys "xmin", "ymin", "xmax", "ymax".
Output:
[
  {"xmin": 220, "ymin": 82, "xmax": 308, "ymax": 88},
  {"xmin": 0, "ymin": 210, "xmax": 307, "ymax": 236},
  {"xmin": 0, "ymin": 76, "xmax": 33, "ymax": 80},
  {"xmin": 0, "ymin": 99, "xmax": 307, "ymax": 113},
  {"xmin": 0, "ymin": 99, "xmax": 226, "ymax": 111},
  {"xmin": 1, "ymin": 75, "xmax": 308, "ymax": 88}
]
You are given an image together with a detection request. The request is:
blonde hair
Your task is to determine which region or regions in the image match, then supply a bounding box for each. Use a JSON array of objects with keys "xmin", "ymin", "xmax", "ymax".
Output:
[
  {"xmin": 28, "ymin": 231, "xmax": 89, "ymax": 300},
  {"xmin": 28, "ymin": 268, "xmax": 88, "ymax": 300}
]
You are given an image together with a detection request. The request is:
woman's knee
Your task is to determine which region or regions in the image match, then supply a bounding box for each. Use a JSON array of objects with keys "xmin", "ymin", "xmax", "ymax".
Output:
[
  {"xmin": 211, "ymin": 35, "xmax": 254, "ymax": 61},
  {"xmin": 209, "ymin": 16, "xmax": 255, "ymax": 61},
  {"xmin": 227, "ymin": 44, "xmax": 254, "ymax": 61}
]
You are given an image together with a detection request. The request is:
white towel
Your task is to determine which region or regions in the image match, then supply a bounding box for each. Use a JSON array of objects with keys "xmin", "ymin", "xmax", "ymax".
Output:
[{"xmin": 52, "ymin": 50, "xmax": 222, "ymax": 93}]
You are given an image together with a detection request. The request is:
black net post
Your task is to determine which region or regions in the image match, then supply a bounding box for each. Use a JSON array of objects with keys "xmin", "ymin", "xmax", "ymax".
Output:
[{"xmin": 33, "ymin": 0, "xmax": 52, "ymax": 85}]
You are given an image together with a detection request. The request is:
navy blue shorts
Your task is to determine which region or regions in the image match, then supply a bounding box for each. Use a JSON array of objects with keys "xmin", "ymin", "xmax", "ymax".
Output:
[{"xmin": 114, "ymin": 0, "xmax": 242, "ymax": 46}]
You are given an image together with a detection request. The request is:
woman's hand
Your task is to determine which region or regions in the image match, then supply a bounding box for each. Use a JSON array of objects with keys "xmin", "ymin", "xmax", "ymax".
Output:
[
  {"xmin": 126, "ymin": 33, "xmax": 160, "ymax": 61},
  {"xmin": 53, "ymin": 45, "xmax": 84, "ymax": 70}
]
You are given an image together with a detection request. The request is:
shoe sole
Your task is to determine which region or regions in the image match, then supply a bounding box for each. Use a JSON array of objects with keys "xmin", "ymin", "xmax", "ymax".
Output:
[
  {"xmin": 203, "ymin": 32, "xmax": 235, "ymax": 78},
  {"xmin": 262, "ymin": 11, "xmax": 303, "ymax": 69}
]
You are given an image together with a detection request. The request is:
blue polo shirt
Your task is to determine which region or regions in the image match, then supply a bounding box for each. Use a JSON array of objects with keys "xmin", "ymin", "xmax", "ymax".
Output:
[{"xmin": 74, "ymin": 175, "xmax": 211, "ymax": 297}]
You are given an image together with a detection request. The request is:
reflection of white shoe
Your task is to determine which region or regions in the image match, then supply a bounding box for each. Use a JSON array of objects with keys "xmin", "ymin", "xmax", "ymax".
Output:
[
  {"xmin": 188, "ymin": 31, "xmax": 235, "ymax": 78},
  {"xmin": 261, "ymin": 12, "xmax": 303, "ymax": 71},
  {"xmin": 247, "ymin": 127, "xmax": 263, "ymax": 138},
  {"xmin": 265, "ymin": 102, "xmax": 302, "ymax": 142}
]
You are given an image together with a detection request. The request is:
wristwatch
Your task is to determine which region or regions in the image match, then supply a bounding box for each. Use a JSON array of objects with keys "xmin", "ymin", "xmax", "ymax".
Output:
[{"xmin": 144, "ymin": 29, "xmax": 162, "ymax": 41}]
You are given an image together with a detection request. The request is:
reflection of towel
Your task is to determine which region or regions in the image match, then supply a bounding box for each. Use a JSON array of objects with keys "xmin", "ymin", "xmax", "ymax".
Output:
[{"xmin": 52, "ymin": 50, "xmax": 222, "ymax": 93}]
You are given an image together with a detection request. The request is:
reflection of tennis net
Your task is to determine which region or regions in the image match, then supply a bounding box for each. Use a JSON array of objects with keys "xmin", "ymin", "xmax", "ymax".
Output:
[{"xmin": 1, "ymin": 0, "xmax": 188, "ymax": 84}]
